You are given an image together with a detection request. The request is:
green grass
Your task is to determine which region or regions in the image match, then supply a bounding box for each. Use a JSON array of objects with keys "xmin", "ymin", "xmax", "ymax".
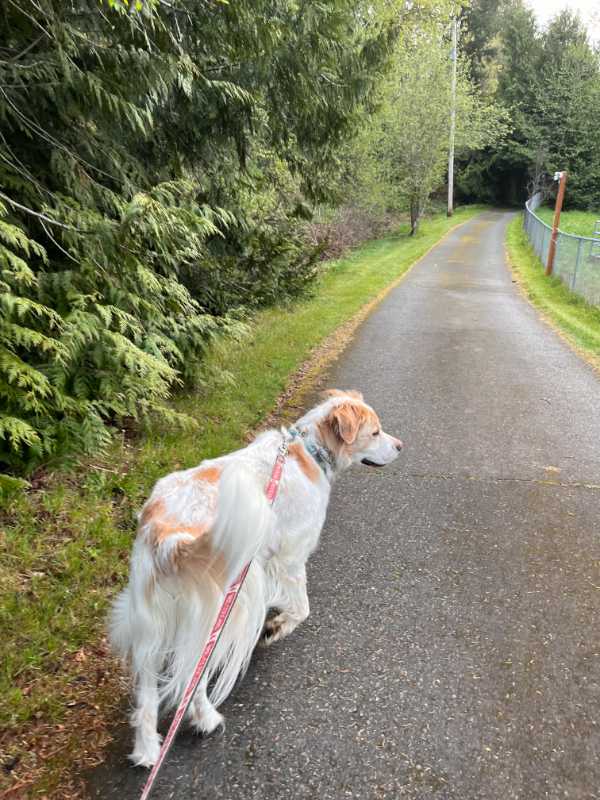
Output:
[
  {"xmin": 535, "ymin": 207, "xmax": 599, "ymax": 237},
  {"xmin": 0, "ymin": 204, "xmax": 485, "ymax": 795},
  {"xmin": 506, "ymin": 214, "xmax": 600, "ymax": 356}
]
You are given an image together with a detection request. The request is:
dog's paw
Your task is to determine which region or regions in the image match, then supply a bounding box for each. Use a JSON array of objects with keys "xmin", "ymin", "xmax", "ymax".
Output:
[
  {"xmin": 129, "ymin": 739, "xmax": 161, "ymax": 769},
  {"xmin": 261, "ymin": 613, "xmax": 296, "ymax": 646},
  {"xmin": 190, "ymin": 706, "xmax": 225, "ymax": 738}
]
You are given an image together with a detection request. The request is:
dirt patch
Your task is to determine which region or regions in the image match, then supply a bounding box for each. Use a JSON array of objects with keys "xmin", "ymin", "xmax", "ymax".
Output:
[{"xmin": 0, "ymin": 642, "xmax": 125, "ymax": 799}]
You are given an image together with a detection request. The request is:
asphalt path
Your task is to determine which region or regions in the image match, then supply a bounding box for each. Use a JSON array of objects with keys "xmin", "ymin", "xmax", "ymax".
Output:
[{"xmin": 89, "ymin": 210, "xmax": 600, "ymax": 799}]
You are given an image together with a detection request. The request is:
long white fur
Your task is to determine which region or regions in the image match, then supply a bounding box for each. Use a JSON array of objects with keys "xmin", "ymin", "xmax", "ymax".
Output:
[{"xmin": 109, "ymin": 393, "xmax": 402, "ymax": 767}]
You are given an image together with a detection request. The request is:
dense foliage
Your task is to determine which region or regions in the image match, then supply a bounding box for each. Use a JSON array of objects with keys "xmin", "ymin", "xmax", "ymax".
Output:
[
  {"xmin": 0, "ymin": 0, "xmax": 396, "ymax": 472},
  {"xmin": 457, "ymin": 0, "xmax": 600, "ymax": 209}
]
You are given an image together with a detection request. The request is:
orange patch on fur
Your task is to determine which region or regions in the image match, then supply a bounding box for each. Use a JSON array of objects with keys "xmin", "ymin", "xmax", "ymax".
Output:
[
  {"xmin": 140, "ymin": 498, "xmax": 166, "ymax": 527},
  {"xmin": 152, "ymin": 520, "xmax": 210, "ymax": 545},
  {"xmin": 317, "ymin": 418, "xmax": 341, "ymax": 459},
  {"xmin": 139, "ymin": 487, "xmax": 219, "ymax": 574},
  {"xmin": 193, "ymin": 466, "xmax": 222, "ymax": 484},
  {"xmin": 289, "ymin": 442, "xmax": 320, "ymax": 483},
  {"xmin": 164, "ymin": 529, "xmax": 215, "ymax": 574},
  {"xmin": 329, "ymin": 402, "xmax": 362, "ymax": 444},
  {"xmin": 140, "ymin": 498, "xmax": 211, "ymax": 546},
  {"xmin": 363, "ymin": 407, "xmax": 380, "ymax": 429}
]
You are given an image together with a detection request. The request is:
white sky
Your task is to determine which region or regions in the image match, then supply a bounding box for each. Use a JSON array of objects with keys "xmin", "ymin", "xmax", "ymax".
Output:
[{"xmin": 525, "ymin": 0, "xmax": 600, "ymax": 42}]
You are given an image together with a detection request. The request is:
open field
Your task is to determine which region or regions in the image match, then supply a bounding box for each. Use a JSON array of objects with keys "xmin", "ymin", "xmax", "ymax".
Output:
[
  {"xmin": 535, "ymin": 207, "xmax": 599, "ymax": 237},
  {"xmin": 0, "ymin": 205, "xmax": 485, "ymax": 798}
]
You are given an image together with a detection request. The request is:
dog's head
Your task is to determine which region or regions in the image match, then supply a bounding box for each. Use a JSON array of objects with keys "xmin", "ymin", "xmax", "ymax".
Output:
[{"xmin": 315, "ymin": 389, "xmax": 403, "ymax": 471}]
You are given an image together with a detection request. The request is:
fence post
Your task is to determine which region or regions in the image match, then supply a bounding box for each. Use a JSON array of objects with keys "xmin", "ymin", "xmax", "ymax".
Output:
[{"xmin": 546, "ymin": 170, "xmax": 567, "ymax": 276}]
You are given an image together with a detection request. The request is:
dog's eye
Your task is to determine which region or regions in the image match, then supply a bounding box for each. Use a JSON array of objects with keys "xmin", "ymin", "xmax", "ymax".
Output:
[{"xmin": 372, "ymin": 430, "xmax": 380, "ymax": 437}]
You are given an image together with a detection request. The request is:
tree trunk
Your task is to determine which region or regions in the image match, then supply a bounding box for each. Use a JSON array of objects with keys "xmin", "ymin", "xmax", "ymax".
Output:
[{"xmin": 410, "ymin": 200, "xmax": 419, "ymax": 235}]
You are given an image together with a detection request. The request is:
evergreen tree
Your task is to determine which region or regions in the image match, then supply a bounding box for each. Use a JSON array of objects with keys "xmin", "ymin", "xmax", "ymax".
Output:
[{"xmin": 0, "ymin": 0, "xmax": 397, "ymax": 473}]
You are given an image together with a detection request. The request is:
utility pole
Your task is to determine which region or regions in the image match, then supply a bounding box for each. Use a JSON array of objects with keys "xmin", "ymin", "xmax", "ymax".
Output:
[
  {"xmin": 447, "ymin": 17, "xmax": 458, "ymax": 217},
  {"xmin": 545, "ymin": 170, "xmax": 568, "ymax": 276}
]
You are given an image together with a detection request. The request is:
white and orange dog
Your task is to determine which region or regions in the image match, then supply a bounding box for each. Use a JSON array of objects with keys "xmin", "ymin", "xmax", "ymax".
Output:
[{"xmin": 110, "ymin": 389, "xmax": 402, "ymax": 767}]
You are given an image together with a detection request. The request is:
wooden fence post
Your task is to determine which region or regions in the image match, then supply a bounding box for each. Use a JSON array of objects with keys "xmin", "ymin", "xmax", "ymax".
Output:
[{"xmin": 545, "ymin": 171, "xmax": 567, "ymax": 277}]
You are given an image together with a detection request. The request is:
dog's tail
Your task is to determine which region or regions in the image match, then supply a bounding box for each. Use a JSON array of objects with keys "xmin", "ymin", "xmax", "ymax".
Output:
[
  {"xmin": 144, "ymin": 460, "xmax": 276, "ymax": 583},
  {"xmin": 208, "ymin": 461, "xmax": 276, "ymax": 585},
  {"xmin": 160, "ymin": 461, "xmax": 274, "ymax": 709}
]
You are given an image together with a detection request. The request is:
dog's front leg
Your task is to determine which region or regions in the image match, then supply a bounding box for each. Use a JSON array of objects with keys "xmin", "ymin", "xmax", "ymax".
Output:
[{"xmin": 263, "ymin": 563, "xmax": 310, "ymax": 645}]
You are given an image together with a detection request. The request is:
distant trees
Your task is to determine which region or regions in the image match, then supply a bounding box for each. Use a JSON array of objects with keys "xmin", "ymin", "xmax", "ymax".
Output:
[
  {"xmin": 345, "ymin": 19, "xmax": 507, "ymax": 233},
  {"xmin": 533, "ymin": 12, "xmax": 600, "ymax": 207},
  {"xmin": 458, "ymin": 0, "xmax": 600, "ymax": 209}
]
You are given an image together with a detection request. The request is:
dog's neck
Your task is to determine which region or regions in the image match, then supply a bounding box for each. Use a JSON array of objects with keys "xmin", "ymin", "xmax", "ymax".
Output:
[{"xmin": 288, "ymin": 423, "xmax": 337, "ymax": 479}]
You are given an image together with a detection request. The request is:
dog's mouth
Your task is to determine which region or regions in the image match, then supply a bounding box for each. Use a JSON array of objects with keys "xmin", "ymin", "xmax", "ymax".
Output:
[{"xmin": 361, "ymin": 458, "xmax": 386, "ymax": 468}]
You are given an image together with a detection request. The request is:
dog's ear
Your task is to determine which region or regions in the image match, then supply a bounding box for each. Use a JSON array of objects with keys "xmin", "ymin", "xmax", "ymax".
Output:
[
  {"xmin": 327, "ymin": 402, "xmax": 362, "ymax": 445},
  {"xmin": 322, "ymin": 388, "xmax": 364, "ymax": 401}
]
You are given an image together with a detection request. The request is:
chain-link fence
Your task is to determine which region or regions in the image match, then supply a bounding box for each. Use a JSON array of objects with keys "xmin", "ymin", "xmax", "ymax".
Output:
[{"xmin": 523, "ymin": 192, "xmax": 600, "ymax": 305}]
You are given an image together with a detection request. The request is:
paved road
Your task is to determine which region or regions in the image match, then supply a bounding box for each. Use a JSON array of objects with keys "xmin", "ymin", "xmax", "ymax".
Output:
[{"xmin": 89, "ymin": 211, "xmax": 600, "ymax": 800}]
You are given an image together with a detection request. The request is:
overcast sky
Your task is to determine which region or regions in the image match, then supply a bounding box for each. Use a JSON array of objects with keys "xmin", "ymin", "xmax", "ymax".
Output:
[{"xmin": 525, "ymin": 0, "xmax": 600, "ymax": 41}]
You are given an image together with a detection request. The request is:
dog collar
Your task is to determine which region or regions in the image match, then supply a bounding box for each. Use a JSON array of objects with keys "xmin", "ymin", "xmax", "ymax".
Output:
[{"xmin": 287, "ymin": 426, "xmax": 335, "ymax": 477}]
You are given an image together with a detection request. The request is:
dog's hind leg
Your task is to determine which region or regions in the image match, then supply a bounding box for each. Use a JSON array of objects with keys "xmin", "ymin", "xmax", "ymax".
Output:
[
  {"xmin": 130, "ymin": 657, "xmax": 162, "ymax": 768},
  {"xmin": 263, "ymin": 562, "xmax": 310, "ymax": 645},
  {"xmin": 189, "ymin": 676, "xmax": 225, "ymax": 736}
]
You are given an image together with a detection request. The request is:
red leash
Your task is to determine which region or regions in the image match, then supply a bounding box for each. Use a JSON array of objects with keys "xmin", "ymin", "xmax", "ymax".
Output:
[{"xmin": 139, "ymin": 437, "xmax": 289, "ymax": 800}]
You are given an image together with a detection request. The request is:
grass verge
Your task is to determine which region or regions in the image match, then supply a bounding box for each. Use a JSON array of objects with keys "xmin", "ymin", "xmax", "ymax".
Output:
[
  {"xmin": 506, "ymin": 215, "xmax": 600, "ymax": 366},
  {"xmin": 0, "ymin": 205, "xmax": 485, "ymax": 797}
]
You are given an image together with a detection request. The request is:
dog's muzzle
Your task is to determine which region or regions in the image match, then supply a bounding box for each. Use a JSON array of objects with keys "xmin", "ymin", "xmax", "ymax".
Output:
[{"xmin": 361, "ymin": 440, "xmax": 402, "ymax": 467}]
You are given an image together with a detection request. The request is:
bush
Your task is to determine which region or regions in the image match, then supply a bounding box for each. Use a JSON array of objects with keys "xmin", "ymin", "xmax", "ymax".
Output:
[
  {"xmin": 0, "ymin": 189, "xmax": 237, "ymax": 473},
  {"xmin": 305, "ymin": 206, "xmax": 401, "ymax": 261}
]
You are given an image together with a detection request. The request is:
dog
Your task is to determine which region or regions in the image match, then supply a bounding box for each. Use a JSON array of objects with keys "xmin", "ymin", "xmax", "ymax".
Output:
[{"xmin": 109, "ymin": 389, "xmax": 403, "ymax": 767}]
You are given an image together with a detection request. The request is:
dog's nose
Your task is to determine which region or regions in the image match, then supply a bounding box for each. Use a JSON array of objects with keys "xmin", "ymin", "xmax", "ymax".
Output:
[{"xmin": 395, "ymin": 439, "xmax": 403, "ymax": 451}]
